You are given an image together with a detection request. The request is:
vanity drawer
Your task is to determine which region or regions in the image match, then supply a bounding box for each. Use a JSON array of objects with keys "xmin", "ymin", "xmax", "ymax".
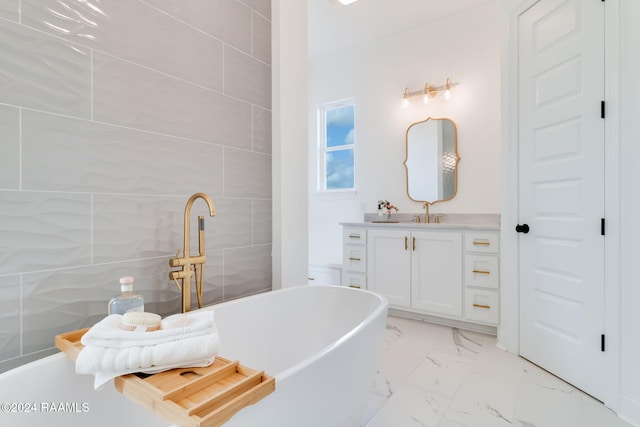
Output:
[
  {"xmin": 465, "ymin": 255, "xmax": 499, "ymax": 289},
  {"xmin": 343, "ymin": 227, "xmax": 367, "ymax": 245},
  {"xmin": 343, "ymin": 245, "xmax": 367, "ymax": 272},
  {"xmin": 308, "ymin": 265, "xmax": 342, "ymax": 286},
  {"xmin": 342, "ymin": 271, "xmax": 366, "ymax": 289},
  {"xmin": 465, "ymin": 232, "xmax": 499, "ymax": 254},
  {"xmin": 465, "ymin": 289, "xmax": 499, "ymax": 325}
]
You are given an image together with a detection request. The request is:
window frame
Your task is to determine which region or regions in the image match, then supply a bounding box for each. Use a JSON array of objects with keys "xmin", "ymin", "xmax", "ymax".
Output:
[{"xmin": 317, "ymin": 98, "xmax": 356, "ymax": 193}]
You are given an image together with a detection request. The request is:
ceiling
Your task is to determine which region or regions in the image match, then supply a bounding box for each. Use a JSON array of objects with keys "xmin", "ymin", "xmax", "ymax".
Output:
[{"xmin": 308, "ymin": 0, "xmax": 496, "ymax": 58}]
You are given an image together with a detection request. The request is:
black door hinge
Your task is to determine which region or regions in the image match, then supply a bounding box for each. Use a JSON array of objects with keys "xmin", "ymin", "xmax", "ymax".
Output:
[
  {"xmin": 601, "ymin": 101, "xmax": 605, "ymax": 118},
  {"xmin": 601, "ymin": 218, "xmax": 605, "ymax": 236},
  {"xmin": 601, "ymin": 334, "xmax": 606, "ymax": 352}
]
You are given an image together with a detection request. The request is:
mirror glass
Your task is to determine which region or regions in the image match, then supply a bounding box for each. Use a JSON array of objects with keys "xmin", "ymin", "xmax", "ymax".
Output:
[{"xmin": 404, "ymin": 117, "xmax": 459, "ymax": 203}]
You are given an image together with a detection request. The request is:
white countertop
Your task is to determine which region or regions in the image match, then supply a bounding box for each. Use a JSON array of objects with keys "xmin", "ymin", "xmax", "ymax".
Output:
[
  {"xmin": 342, "ymin": 213, "xmax": 501, "ymax": 231},
  {"xmin": 340, "ymin": 221, "xmax": 500, "ymax": 231}
]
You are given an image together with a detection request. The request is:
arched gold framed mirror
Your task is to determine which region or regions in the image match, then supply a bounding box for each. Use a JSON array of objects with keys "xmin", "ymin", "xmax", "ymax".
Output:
[{"xmin": 404, "ymin": 117, "xmax": 460, "ymax": 213}]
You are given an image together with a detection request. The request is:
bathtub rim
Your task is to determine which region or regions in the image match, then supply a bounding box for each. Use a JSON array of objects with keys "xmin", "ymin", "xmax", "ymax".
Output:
[
  {"xmin": 199, "ymin": 285, "xmax": 389, "ymax": 382},
  {"xmin": 0, "ymin": 286, "xmax": 389, "ymax": 385}
]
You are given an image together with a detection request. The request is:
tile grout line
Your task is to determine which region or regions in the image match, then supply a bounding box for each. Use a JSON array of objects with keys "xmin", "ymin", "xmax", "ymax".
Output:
[
  {"xmin": 18, "ymin": 108, "xmax": 22, "ymax": 190},
  {"xmin": 19, "ymin": 273, "xmax": 23, "ymax": 357},
  {"xmin": 90, "ymin": 193, "xmax": 94, "ymax": 264},
  {"xmin": 90, "ymin": 49, "xmax": 94, "ymax": 121}
]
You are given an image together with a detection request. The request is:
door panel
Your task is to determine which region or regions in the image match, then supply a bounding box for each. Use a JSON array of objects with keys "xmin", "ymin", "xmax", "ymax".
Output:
[
  {"xmin": 367, "ymin": 229, "xmax": 410, "ymax": 307},
  {"xmin": 411, "ymin": 231, "xmax": 462, "ymax": 316},
  {"xmin": 518, "ymin": 0, "xmax": 605, "ymax": 400}
]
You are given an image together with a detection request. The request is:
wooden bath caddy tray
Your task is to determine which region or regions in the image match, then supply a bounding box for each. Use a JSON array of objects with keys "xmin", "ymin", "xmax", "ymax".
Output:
[{"xmin": 55, "ymin": 328, "xmax": 275, "ymax": 427}]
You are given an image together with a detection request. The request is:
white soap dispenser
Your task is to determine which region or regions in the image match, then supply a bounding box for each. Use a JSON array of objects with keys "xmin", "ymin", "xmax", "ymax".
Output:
[{"xmin": 108, "ymin": 276, "xmax": 144, "ymax": 315}]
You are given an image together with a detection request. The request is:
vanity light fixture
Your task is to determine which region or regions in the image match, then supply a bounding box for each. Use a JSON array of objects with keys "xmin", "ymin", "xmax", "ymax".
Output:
[
  {"xmin": 402, "ymin": 88, "xmax": 411, "ymax": 109},
  {"xmin": 402, "ymin": 77, "xmax": 458, "ymax": 107},
  {"xmin": 443, "ymin": 77, "xmax": 452, "ymax": 101},
  {"xmin": 423, "ymin": 83, "xmax": 437, "ymax": 105},
  {"xmin": 330, "ymin": 0, "xmax": 359, "ymax": 5}
]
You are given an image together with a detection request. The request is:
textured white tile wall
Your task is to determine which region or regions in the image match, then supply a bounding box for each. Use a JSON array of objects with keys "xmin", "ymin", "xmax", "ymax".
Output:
[
  {"xmin": 0, "ymin": 105, "xmax": 19, "ymax": 189},
  {"xmin": 0, "ymin": 0, "xmax": 272, "ymax": 371},
  {"xmin": 0, "ymin": 0, "xmax": 18, "ymax": 21}
]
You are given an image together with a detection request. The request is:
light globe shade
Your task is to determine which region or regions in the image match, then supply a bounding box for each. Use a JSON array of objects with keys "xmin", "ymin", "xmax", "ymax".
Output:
[{"xmin": 331, "ymin": 0, "xmax": 359, "ymax": 5}]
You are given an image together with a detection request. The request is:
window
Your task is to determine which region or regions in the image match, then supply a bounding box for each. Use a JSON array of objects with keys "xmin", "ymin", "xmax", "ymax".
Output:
[{"xmin": 319, "ymin": 99, "xmax": 355, "ymax": 191}]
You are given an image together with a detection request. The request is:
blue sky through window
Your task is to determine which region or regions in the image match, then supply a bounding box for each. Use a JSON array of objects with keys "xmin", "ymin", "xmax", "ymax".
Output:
[
  {"xmin": 326, "ymin": 149, "xmax": 354, "ymax": 189},
  {"xmin": 325, "ymin": 104, "xmax": 354, "ymax": 189},
  {"xmin": 326, "ymin": 105, "xmax": 354, "ymax": 147}
]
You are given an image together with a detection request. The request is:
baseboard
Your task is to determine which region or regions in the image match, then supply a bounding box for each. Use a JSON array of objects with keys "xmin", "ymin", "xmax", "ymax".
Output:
[
  {"xmin": 620, "ymin": 394, "xmax": 640, "ymax": 427},
  {"xmin": 388, "ymin": 308, "xmax": 498, "ymax": 336}
]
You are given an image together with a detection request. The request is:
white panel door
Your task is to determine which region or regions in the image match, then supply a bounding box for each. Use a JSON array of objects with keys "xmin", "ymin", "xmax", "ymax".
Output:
[
  {"xmin": 411, "ymin": 231, "xmax": 462, "ymax": 316},
  {"xmin": 518, "ymin": 0, "xmax": 605, "ymax": 399},
  {"xmin": 367, "ymin": 229, "xmax": 411, "ymax": 307}
]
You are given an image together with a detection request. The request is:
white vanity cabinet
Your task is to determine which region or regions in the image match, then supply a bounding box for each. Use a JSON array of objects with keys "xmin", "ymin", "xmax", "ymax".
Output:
[
  {"xmin": 366, "ymin": 229, "xmax": 411, "ymax": 306},
  {"xmin": 341, "ymin": 227, "xmax": 367, "ymax": 289},
  {"xmin": 308, "ymin": 264, "xmax": 342, "ymax": 286},
  {"xmin": 463, "ymin": 232, "xmax": 500, "ymax": 325},
  {"xmin": 411, "ymin": 231, "xmax": 463, "ymax": 316},
  {"xmin": 342, "ymin": 222, "xmax": 500, "ymax": 331},
  {"xmin": 367, "ymin": 229, "xmax": 463, "ymax": 315}
]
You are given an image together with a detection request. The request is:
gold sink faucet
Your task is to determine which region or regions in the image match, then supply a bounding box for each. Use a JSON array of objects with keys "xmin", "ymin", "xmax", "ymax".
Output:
[
  {"xmin": 169, "ymin": 192, "xmax": 216, "ymax": 313},
  {"xmin": 423, "ymin": 201, "xmax": 431, "ymax": 223}
]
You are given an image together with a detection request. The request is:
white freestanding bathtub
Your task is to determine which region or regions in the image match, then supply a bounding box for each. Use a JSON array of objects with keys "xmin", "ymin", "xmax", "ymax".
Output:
[{"xmin": 0, "ymin": 285, "xmax": 388, "ymax": 427}]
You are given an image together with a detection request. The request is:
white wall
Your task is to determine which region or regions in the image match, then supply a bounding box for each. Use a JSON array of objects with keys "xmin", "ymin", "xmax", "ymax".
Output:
[
  {"xmin": 272, "ymin": 0, "xmax": 309, "ymax": 288},
  {"xmin": 0, "ymin": 0, "xmax": 272, "ymax": 372},
  {"xmin": 308, "ymin": 2, "xmax": 501, "ymax": 265},
  {"xmin": 619, "ymin": 0, "xmax": 640, "ymax": 422}
]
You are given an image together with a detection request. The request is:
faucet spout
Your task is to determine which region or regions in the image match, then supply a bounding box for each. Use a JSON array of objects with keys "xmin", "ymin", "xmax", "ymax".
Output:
[
  {"xmin": 423, "ymin": 201, "xmax": 431, "ymax": 223},
  {"xmin": 182, "ymin": 192, "xmax": 216, "ymax": 259},
  {"xmin": 170, "ymin": 192, "xmax": 216, "ymax": 313}
]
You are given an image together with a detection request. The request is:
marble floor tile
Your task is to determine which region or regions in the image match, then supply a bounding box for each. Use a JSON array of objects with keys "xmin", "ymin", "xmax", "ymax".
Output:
[
  {"xmin": 366, "ymin": 383, "xmax": 451, "ymax": 427},
  {"xmin": 438, "ymin": 418, "xmax": 470, "ymax": 427},
  {"xmin": 405, "ymin": 351, "xmax": 471, "ymax": 398},
  {"xmin": 365, "ymin": 315, "xmax": 631, "ymax": 427},
  {"xmin": 374, "ymin": 350, "xmax": 425, "ymax": 398},
  {"xmin": 446, "ymin": 371, "xmax": 521, "ymax": 426}
]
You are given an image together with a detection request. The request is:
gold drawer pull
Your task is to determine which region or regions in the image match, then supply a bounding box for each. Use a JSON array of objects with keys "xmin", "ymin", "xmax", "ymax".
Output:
[
  {"xmin": 473, "ymin": 303, "xmax": 491, "ymax": 309},
  {"xmin": 413, "ymin": 236, "xmax": 416, "ymax": 251},
  {"xmin": 404, "ymin": 236, "xmax": 408, "ymax": 250},
  {"xmin": 349, "ymin": 257, "xmax": 361, "ymax": 261},
  {"xmin": 473, "ymin": 241, "xmax": 491, "ymax": 246},
  {"xmin": 348, "ymin": 234, "xmax": 361, "ymax": 239},
  {"xmin": 349, "ymin": 285, "xmax": 361, "ymax": 289},
  {"xmin": 472, "ymin": 269, "xmax": 491, "ymax": 275}
]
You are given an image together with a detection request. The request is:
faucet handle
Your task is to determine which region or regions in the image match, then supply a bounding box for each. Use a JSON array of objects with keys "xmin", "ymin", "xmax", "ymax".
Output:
[
  {"xmin": 169, "ymin": 248, "xmax": 183, "ymax": 267},
  {"xmin": 170, "ymin": 276, "xmax": 182, "ymax": 292},
  {"xmin": 414, "ymin": 216, "xmax": 421, "ymax": 223}
]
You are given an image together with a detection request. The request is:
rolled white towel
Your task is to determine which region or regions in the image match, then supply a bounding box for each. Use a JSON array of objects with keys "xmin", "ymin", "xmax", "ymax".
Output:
[
  {"xmin": 81, "ymin": 310, "xmax": 216, "ymax": 349},
  {"xmin": 76, "ymin": 332, "xmax": 219, "ymax": 390}
]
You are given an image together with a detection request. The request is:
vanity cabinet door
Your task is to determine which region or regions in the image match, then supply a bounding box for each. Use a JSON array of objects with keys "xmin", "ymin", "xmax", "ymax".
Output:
[
  {"xmin": 367, "ymin": 229, "xmax": 411, "ymax": 307},
  {"xmin": 411, "ymin": 231, "xmax": 463, "ymax": 316}
]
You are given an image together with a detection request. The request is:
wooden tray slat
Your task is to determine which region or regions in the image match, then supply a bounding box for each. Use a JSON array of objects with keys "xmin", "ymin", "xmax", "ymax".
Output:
[
  {"xmin": 162, "ymin": 359, "xmax": 239, "ymax": 402},
  {"xmin": 55, "ymin": 328, "xmax": 275, "ymax": 427},
  {"xmin": 199, "ymin": 375, "xmax": 276, "ymax": 427},
  {"xmin": 187, "ymin": 369, "xmax": 263, "ymax": 417},
  {"xmin": 54, "ymin": 328, "xmax": 89, "ymax": 362}
]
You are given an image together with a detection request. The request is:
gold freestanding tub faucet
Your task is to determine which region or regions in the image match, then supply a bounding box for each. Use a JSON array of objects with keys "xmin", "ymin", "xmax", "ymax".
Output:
[{"xmin": 169, "ymin": 192, "xmax": 216, "ymax": 313}]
